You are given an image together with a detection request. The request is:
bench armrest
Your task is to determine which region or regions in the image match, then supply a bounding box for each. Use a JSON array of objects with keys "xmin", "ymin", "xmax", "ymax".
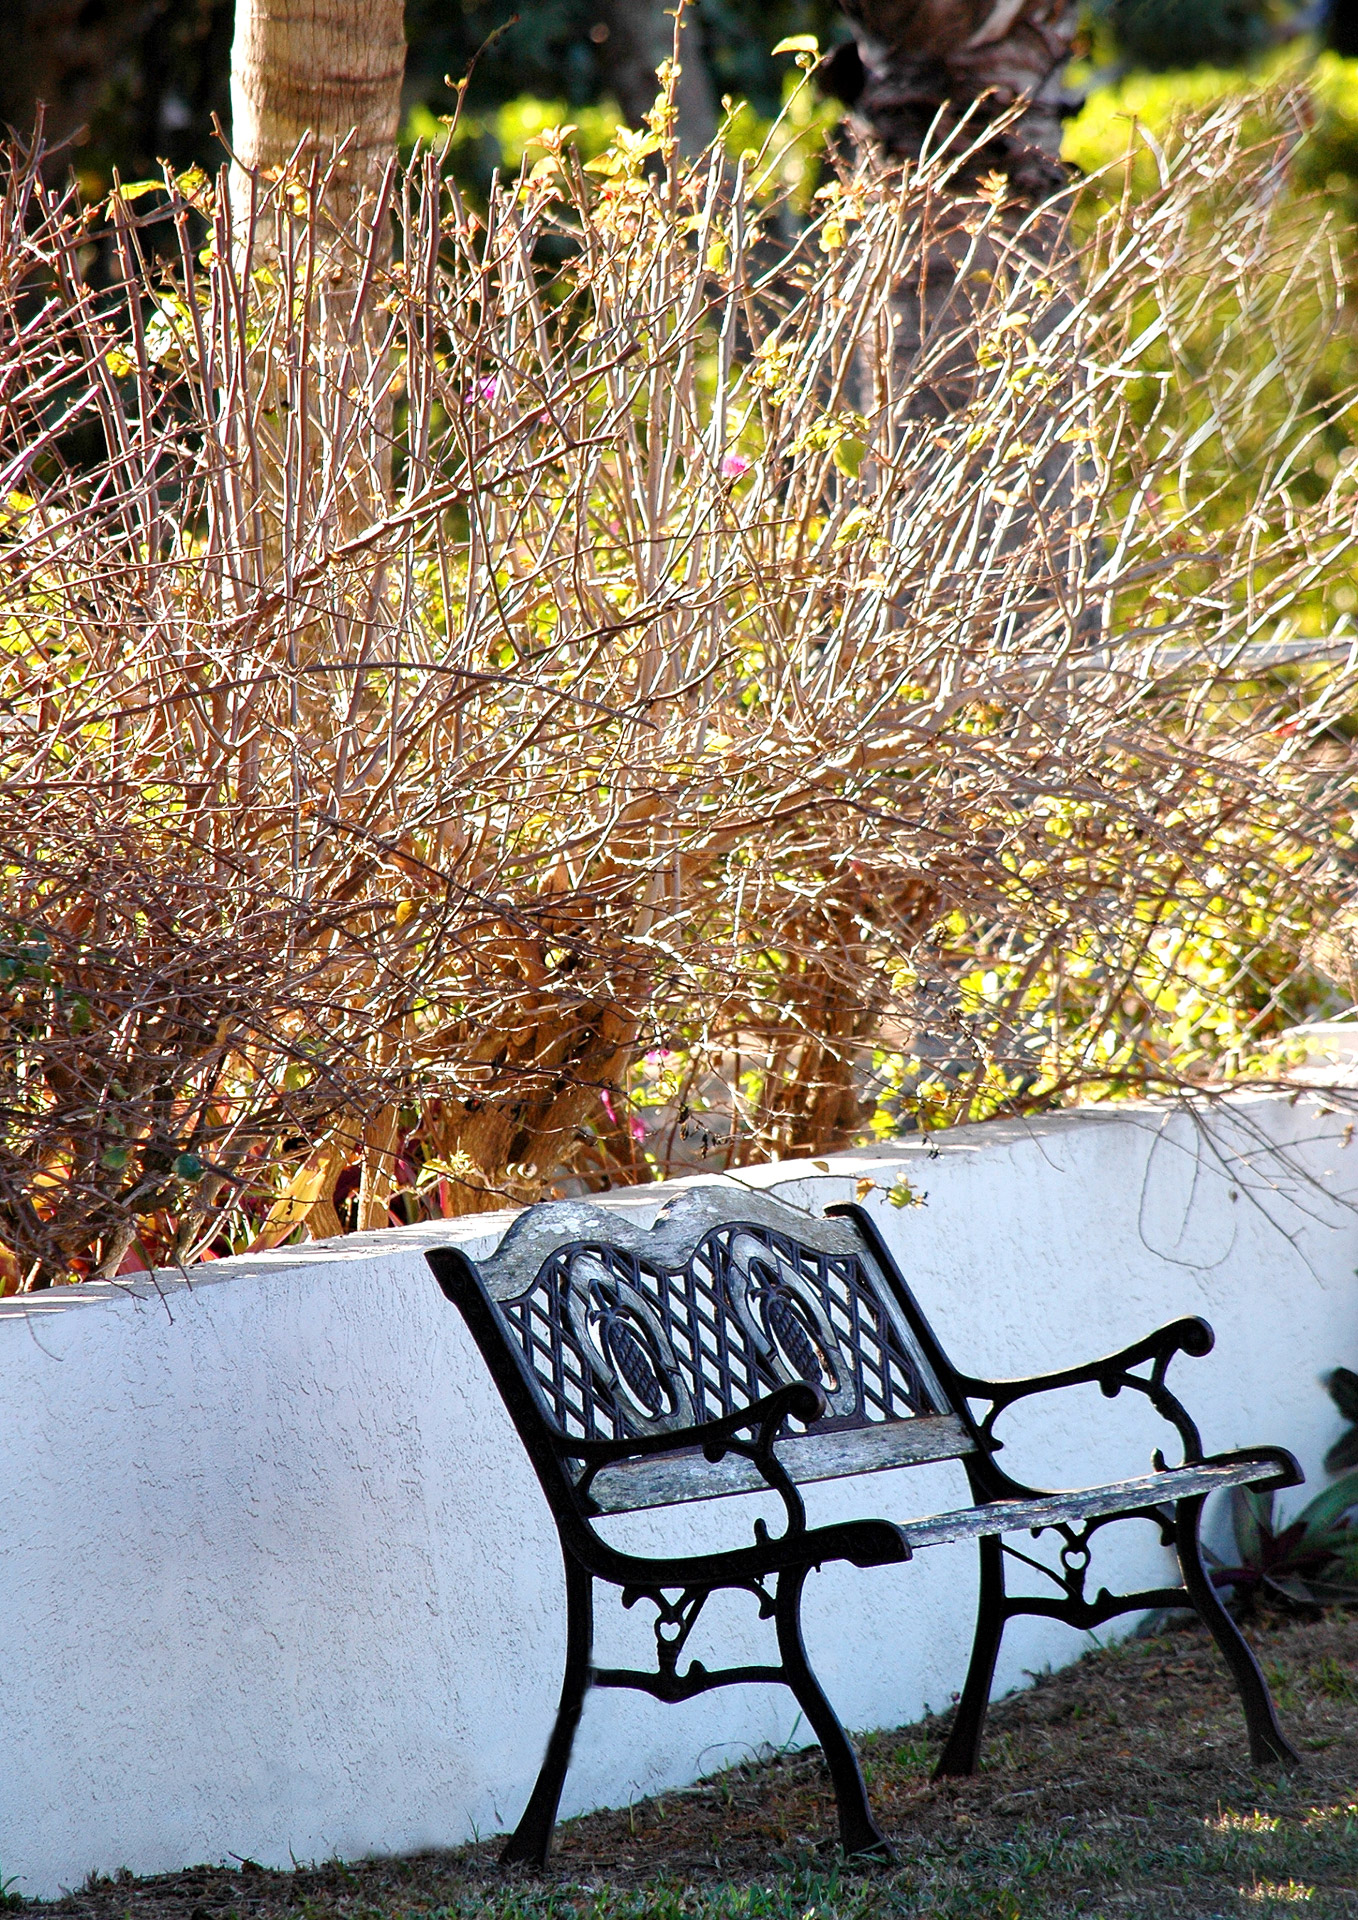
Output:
[
  {"xmin": 956, "ymin": 1316, "xmax": 1215, "ymax": 1466},
  {"xmin": 572, "ymin": 1380, "xmax": 828, "ymax": 1528},
  {"xmin": 569, "ymin": 1378, "xmax": 826, "ymax": 1470}
]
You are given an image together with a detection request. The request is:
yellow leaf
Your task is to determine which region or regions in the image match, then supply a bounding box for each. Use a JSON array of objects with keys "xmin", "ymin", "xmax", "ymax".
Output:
[
  {"xmin": 104, "ymin": 347, "xmax": 136, "ymax": 380},
  {"xmin": 772, "ymin": 34, "xmax": 820, "ymax": 54},
  {"xmin": 529, "ymin": 124, "xmax": 577, "ymax": 155},
  {"xmin": 111, "ymin": 179, "xmax": 164, "ymax": 203},
  {"xmin": 834, "ymin": 506, "xmax": 870, "ymax": 547},
  {"xmin": 833, "ymin": 435, "xmax": 865, "ymax": 478},
  {"xmin": 855, "ymin": 1176, "xmax": 876, "ymax": 1201},
  {"xmin": 175, "ymin": 165, "xmax": 215, "ymax": 212}
]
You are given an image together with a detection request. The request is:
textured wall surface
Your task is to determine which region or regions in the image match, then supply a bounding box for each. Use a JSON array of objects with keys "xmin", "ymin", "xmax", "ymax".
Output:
[{"xmin": 3, "ymin": 1094, "xmax": 1356, "ymax": 1897}]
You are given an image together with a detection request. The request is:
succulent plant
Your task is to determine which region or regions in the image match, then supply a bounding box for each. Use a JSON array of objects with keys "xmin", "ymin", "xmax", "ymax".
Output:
[
  {"xmin": 1211, "ymin": 1474, "xmax": 1358, "ymax": 1609},
  {"xmin": 1208, "ymin": 1368, "xmax": 1358, "ymax": 1609},
  {"xmin": 1323, "ymin": 1366, "xmax": 1358, "ymax": 1476}
]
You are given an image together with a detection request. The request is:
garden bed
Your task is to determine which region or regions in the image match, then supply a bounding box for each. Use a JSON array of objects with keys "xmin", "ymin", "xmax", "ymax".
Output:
[{"xmin": 32, "ymin": 1610, "xmax": 1358, "ymax": 1919}]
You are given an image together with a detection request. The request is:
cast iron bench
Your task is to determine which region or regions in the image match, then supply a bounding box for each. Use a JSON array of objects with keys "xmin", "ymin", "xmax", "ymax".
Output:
[{"xmin": 426, "ymin": 1183, "xmax": 1301, "ymax": 1865}]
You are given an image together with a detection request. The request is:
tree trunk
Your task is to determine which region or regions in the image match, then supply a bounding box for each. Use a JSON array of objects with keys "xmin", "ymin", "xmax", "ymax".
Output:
[
  {"xmin": 594, "ymin": 0, "xmax": 717, "ymax": 157},
  {"xmin": 227, "ymin": 0, "xmax": 405, "ymax": 539},
  {"xmin": 227, "ymin": 0, "xmax": 408, "ymax": 1228},
  {"xmin": 229, "ymin": 0, "xmax": 406, "ymax": 230},
  {"xmin": 838, "ymin": 0, "xmax": 1079, "ymax": 199}
]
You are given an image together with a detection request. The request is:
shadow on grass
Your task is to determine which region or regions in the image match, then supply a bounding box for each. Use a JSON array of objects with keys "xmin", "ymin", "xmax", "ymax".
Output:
[{"xmin": 30, "ymin": 1611, "xmax": 1358, "ymax": 1920}]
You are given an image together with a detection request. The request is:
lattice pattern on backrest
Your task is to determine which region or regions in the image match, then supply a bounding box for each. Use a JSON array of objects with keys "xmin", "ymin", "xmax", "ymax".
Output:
[{"xmin": 493, "ymin": 1217, "xmax": 944, "ymax": 1445}]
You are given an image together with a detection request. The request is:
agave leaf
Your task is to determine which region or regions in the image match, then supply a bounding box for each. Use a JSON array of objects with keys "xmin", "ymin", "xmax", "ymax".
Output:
[
  {"xmin": 1305, "ymin": 1577, "xmax": 1358, "ymax": 1603},
  {"xmin": 1269, "ymin": 1518, "xmax": 1310, "ymax": 1562},
  {"xmin": 1328, "ymin": 1530, "xmax": 1358, "ymax": 1571},
  {"xmin": 1232, "ymin": 1483, "xmax": 1270, "ymax": 1565},
  {"xmin": 1296, "ymin": 1467, "xmax": 1358, "ymax": 1544},
  {"xmin": 1327, "ymin": 1366, "xmax": 1358, "ymax": 1424},
  {"xmin": 1324, "ymin": 1424, "xmax": 1358, "ymax": 1475},
  {"xmin": 1298, "ymin": 1520, "xmax": 1352, "ymax": 1566},
  {"xmin": 1264, "ymin": 1572, "xmax": 1319, "ymax": 1607}
]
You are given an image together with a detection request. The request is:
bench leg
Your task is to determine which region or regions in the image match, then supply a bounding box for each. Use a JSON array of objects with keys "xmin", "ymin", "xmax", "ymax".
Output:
[
  {"xmin": 1174, "ymin": 1492, "xmax": 1299, "ymax": 1768},
  {"xmin": 774, "ymin": 1565, "xmax": 894, "ymax": 1860},
  {"xmin": 934, "ymin": 1533, "xmax": 1005, "ymax": 1779},
  {"xmin": 501, "ymin": 1556, "xmax": 595, "ymax": 1867}
]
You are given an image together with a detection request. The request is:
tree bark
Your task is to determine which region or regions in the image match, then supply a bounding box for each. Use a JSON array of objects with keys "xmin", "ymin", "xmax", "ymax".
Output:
[
  {"xmin": 228, "ymin": 0, "xmax": 406, "ymax": 534},
  {"xmin": 229, "ymin": 0, "xmax": 406, "ymax": 228},
  {"xmin": 838, "ymin": 0, "xmax": 1079, "ymax": 199}
]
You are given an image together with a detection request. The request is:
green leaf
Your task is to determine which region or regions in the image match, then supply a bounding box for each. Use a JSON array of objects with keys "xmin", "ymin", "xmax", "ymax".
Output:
[
  {"xmin": 1325, "ymin": 1535, "xmax": 1358, "ymax": 1577},
  {"xmin": 772, "ymin": 34, "xmax": 819, "ymax": 55},
  {"xmin": 1232, "ymin": 1483, "xmax": 1269, "ymax": 1565},
  {"xmin": 100, "ymin": 1146, "xmax": 130, "ymax": 1171},
  {"xmin": 1296, "ymin": 1466, "xmax": 1358, "ymax": 1543},
  {"xmin": 1264, "ymin": 1572, "xmax": 1316, "ymax": 1606},
  {"xmin": 1325, "ymin": 1425, "xmax": 1358, "ymax": 1475},
  {"xmin": 1326, "ymin": 1365, "xmax": 1358, "ymax": 1423},
  {"xmin": 173, "ymin": 1152, "xmax": 203, "ymax": 1179},
  {"xmin": 833, "ymin": 435, "xmax": 866, "ymax": 479}
]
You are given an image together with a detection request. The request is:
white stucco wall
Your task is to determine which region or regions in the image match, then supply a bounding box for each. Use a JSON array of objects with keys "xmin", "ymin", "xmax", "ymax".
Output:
[{"xmin": 2, "ymin": 1091, "xmax": 1356, "ymax": 1898}]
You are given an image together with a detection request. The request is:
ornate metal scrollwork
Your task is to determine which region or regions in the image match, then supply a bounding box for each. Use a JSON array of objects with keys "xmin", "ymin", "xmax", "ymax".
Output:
[
  {"xmin": 998, "ymin": 1505, "xmax": 1179, "ymax": 1624},
  {"xmin": 615, "ymin": 1577, "xmax": 777, "ymax": 1701},
  {"xmin": 725, "ymin": 1234, "xmax": 860, "ymax": 1419},
  {"xmin": 502, "ymin": 1220, "xmax": 940, "ymax": 1447},
  {"xmin": 563, "ymin": 1253, "xmax": 694, "ymax": 1434},
  {"xmin": 969, "ymin": 1322, "xmax": 1211, "ymax": 1474}
]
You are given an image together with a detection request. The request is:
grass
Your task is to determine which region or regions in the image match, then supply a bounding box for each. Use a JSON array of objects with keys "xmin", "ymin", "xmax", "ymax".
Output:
[{"xmin": 33, "ymin": 1612, "xmax": 1358, "ymax": 1919}]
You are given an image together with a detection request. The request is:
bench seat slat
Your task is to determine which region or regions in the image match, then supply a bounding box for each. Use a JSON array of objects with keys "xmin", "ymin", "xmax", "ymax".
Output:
[
  {"xmin": 900, "ymin": 1458, "xmax": 1273, "ymax": 1549},
  {"xmin": 584, "ymin": 1413, "xmax": 975, "ymax": 1513}
]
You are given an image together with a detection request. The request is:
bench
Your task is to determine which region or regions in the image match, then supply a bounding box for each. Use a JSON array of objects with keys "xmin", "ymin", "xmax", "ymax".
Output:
[{"xmin": 426, "ymin": 1183, "xmax": 1301, "ymax": 1866}]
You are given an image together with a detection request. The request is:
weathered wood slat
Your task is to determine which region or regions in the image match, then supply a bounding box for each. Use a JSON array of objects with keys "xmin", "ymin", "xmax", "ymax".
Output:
[
  {"xmin": 899, "ymin": 1458, "xmax": 1274, "ymax": 1549},
  {"xmin": 584, "ymin": 1413, "xmax": 975, "ymax": 1513},
  {"xmin": 477, "ymin": 1187, "xmax": 868, "ymax": 1300}
]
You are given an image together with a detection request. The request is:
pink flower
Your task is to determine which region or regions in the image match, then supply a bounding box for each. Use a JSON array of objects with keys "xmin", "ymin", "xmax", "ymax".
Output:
[
  {"xmin": 473, "ymin": 374, "xmax": 499, "ymax": 406},
  {"xmin": 600, "ymin": 1090, "xmax": 617, "ymax": 1124},
  {"xmin": 629, "ymin": 1116, "xmax": 647, "ymax": 1143},
  {"xmin": 721, "ymin": 451, "xmax": 752, "ymax": 481}
]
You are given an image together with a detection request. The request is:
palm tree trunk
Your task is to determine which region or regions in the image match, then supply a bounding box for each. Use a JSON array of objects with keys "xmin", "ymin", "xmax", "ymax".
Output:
[
  {"xmin": 838, "ymin": 0, "xmax": 1079, "ymax": 199},
  {"xmin": 228, "ymin": 0, "xmax": 405, "ymax": 532},
  {"xmin": 229, "ymin": 0, "xmax": 406, "ymax": 229}
]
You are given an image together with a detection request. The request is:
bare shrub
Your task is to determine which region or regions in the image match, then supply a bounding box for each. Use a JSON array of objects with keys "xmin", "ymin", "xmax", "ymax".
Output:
[{"xmin": 1, "ymin": 85, "xmax": 1354, "ymax": 1285}]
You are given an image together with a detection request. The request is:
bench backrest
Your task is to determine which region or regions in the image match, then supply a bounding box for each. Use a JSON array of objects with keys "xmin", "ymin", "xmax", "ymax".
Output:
[{"xmin": 444, "ymin": 1187, "xmax": 971, "ymax": 1492}]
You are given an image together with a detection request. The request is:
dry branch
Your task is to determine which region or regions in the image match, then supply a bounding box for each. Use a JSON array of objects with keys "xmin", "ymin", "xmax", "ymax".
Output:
[{"xmin": 1, "ymin": 83, "xmax": 1355, "ymax": 1284}]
